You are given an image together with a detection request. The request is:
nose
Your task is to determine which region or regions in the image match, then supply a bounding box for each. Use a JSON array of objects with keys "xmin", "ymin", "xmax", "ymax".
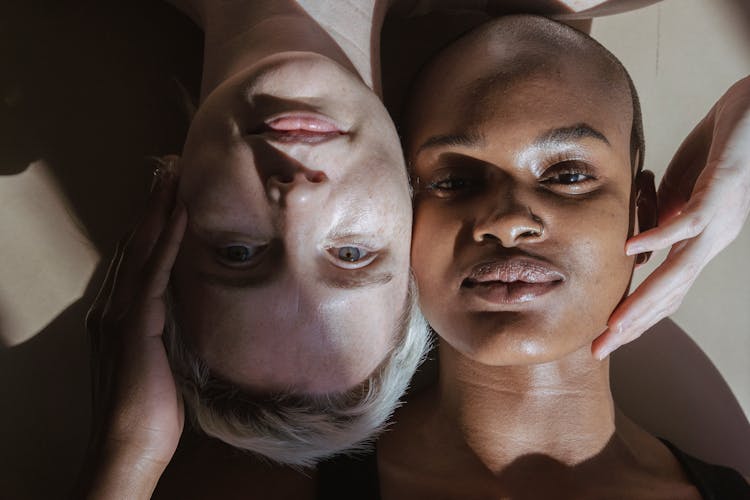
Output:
[
  {"xmin": 267, "ymin": 169, "xmax": 328, "ymax": 207},
  {"xmin": 473, "ymin": 205, "xmax": 546, "ymax": 247}
]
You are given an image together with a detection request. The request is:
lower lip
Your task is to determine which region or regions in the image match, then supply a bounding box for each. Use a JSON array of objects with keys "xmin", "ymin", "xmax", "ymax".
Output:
[{"xmin": 463, "ymin": 280, "xmax": 562, "ymax": 305}]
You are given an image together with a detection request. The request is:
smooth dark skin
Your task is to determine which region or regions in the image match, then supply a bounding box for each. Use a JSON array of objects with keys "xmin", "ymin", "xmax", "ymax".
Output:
[{"xmin": 377, "ymin": 18, "xmax": 701, "ymax": 499}]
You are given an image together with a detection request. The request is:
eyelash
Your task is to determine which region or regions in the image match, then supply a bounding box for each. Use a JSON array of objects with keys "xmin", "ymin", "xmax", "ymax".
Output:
[
  {"xmin": 321, "ymin": 231, "xmax": 382, "ymax": 269},
  {"xmin": 216, "ymin": 243, "xmax": 267, "ymax": 268},
  {"xmin": 326, "ymin": 245, "xmax": 378, "ymax": 269},
  {"xmin": 539, "ymin": 160, "xmax": 598, "ymax": 189},
  {"xmin": 427, "ymin": 176, "xmax": 475, "ymax": 192}
]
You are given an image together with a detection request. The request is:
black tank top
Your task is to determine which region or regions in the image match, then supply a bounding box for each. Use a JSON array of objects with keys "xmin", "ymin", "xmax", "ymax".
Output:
[
  {"xmin": 317, "ymin": 441, "xmax": 749, "ymax": 499},
  {"xmin": 659, "ymin": 439, "xmax": 750, "ymax": 500}
]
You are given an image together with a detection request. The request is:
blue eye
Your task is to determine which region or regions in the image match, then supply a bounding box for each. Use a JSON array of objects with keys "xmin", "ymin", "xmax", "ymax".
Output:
[
  {"xmin": 337, "ymin": 246, "xmax": 368, "ymax": 262},
  {"xmin": 218, "ymin": 244, "xmax": 263, "ymax": 264}
]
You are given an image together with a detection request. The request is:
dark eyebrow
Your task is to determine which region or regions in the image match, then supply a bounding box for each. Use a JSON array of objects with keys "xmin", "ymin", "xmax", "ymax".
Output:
[
  {"xmin": 416, "ymin": 131, "xmax": 485, "ymax": 156},
  {"xmin": 533, "ymin": 123, "xmax": 610, "ymax": 148}
]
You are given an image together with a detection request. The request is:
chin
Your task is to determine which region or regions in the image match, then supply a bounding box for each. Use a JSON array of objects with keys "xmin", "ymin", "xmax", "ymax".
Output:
[{"xmin": 450, "ymin": 324, "xmax": 591, "ymax": 367}]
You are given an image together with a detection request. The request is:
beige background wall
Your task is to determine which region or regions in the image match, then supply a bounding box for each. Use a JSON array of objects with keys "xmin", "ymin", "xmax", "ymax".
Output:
[
  {"xmin": 592, "ymin": 0, "xmax": 750, "ymax": 418},
  {"xmin": 0, "ymin": 1, "xmax": 748, "ymax": 497}
]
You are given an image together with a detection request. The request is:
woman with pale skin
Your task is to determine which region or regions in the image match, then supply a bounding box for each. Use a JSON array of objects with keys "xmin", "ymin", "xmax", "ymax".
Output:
[
  {"xmin": 77, "ymin": 1, "xmax": 750, "ymax": 498},
  {"xmin": 378, "ymin": 15, "xmax": 749, "ymax": 499}
]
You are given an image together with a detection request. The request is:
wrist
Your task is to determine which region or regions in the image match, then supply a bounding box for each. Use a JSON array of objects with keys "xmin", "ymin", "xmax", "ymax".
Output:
[{"xmin": 79, "ymin": 440, "xmax": 169, "ymax": 500}]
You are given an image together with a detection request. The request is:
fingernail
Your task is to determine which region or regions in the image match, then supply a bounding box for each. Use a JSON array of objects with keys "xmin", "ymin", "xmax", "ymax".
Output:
[
  {"xmin": 595, "ymin": 345, "xmax": 613, "ymax": 361},
  {"xmin": 625, "ymin": 244, "xmax": 643, "ymax": 256}
]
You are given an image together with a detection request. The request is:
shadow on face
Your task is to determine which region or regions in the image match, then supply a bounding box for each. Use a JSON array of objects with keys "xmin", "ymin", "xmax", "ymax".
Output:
[
  {"xmin": 405, "ymin": 15, "xmax": 655, "ymax": 366},
  {"xmin": 171, "ymin": 52, "xmax": 413, "ymax": 394}
]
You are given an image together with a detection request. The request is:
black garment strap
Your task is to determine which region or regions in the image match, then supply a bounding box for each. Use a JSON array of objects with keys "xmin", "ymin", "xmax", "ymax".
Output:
[
  {"xmin": 660, "ymin": 439, "xmax": 750, "ymax": 500},
  {"xmin": 316, "ymin": 451, "xmax": 381, "ymax": 500}
]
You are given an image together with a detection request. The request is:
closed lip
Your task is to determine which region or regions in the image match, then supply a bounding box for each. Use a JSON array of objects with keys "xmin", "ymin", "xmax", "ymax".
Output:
[{"xmin": 461, "ymin": 257, "xmax": 565, "ymax": 305}]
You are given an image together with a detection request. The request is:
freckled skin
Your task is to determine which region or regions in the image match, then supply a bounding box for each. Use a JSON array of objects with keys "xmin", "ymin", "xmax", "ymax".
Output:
[{"xmin": 172, "ymin": 54, "xmax": 412, "ymax": 394}]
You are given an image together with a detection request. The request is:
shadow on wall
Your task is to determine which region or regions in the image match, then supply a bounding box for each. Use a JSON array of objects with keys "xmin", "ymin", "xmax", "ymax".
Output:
[
  {"xmin": 0, "ymin": 0, "xmax": 201, "ymax": 249},
  {"xmin": 612, "ymin": 318, "xmax": 750, "ymax": 477},
  {"xmin": 0, "ymin": 1, "xmax": 201, "ymax": 497}
]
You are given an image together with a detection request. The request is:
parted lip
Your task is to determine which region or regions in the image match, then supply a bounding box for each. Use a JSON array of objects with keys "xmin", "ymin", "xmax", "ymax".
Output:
[
  {"xmin": 247, "ymin": 112, "xmax": 347, "ymax": 144},
  {"xmin": 462, "ymin": 257, "xmax": 565, "ymax": 288}
]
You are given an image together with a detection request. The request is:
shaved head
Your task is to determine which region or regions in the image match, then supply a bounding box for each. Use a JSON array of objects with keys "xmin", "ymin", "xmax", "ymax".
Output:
[{"xmin": 405, "ymin": 14, "xmax": 644, "ymax": 173}]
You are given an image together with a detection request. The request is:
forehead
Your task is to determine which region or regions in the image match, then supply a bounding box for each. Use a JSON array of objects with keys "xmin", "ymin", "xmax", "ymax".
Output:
[{"xmin": 406, "ymin": 31, "xmax": 632, "ymax": 150}]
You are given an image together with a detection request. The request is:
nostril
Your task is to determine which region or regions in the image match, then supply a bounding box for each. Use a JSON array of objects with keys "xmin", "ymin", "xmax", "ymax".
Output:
[{"xmin": 308, "ymin": 171, "xmax": 326, "ymax": 183}]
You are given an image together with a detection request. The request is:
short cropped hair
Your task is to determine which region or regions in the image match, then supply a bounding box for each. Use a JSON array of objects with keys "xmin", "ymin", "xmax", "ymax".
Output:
[
  {"xmin": 163, "ymin": 275, "xmax": 430, "ymax": 467},
  {"xmin": 406, "ymin": 14, "xmax": 645, "ymax": 174}
]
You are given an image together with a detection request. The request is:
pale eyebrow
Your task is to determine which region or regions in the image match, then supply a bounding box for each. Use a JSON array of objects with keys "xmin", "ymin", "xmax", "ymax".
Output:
[
  {"xmin": 415, "ymin": 131, "xmax": 486, "ymax": 156},
  {"xmin": 533, "ymin": 123, "xmax": 610, "ymax": 148},
  {"xmin": 320, "ymin": 271, "xmax": 394, "ymax": 290},
  {"xmin": 197, "ymin": 270, "xmax": 279, "ymax": 289}
]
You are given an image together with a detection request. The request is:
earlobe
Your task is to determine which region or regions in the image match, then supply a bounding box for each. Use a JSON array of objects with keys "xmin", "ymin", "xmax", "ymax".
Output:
[{"xmin": 634, "ymin": 169, "xmax": 657, "ymax": 265}]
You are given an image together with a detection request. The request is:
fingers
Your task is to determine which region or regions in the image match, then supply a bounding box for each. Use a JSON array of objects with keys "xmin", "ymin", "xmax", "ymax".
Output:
[
  {"xmin": 592, "ymin": 236, "xmax": 712, "ymax": 359},
  {"xmin": 657, "ymin": 113, "xmax": 713, "ymax": 221},
  {"xmin": 142, "ymin": 201, "xmax": 187, "ymax": 308},
  {"xmin": 107, "ymin": 172, "xmax": 179, "ymax": 317},
  {"xmin": 625, "ymin": 203, "xmax": 709, "ymax": 256},
  {"xmin": 626, "ymin": 164, "xmax": 730, "ymax": 256},
  {"xmin": 86, "ymin": 239, "xmax": 127, "ymax": 338},
  {"xmin": 123, "ymin": 200, "xmax": 187, "ymax": 340}
]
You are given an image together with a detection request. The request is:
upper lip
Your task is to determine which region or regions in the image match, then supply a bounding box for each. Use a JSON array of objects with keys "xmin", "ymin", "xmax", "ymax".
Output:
[{"xmin": 462, "ymin": 257, "xmax": 565, "ymax": 287}]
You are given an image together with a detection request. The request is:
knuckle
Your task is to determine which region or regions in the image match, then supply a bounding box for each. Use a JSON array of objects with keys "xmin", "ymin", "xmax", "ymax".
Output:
[{"xmin": 685, "ymin": 213, "xmax": 706, "ymax": 237}]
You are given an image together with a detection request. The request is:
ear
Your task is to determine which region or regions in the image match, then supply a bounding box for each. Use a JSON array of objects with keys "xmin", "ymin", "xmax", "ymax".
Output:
[
  {"xmin": 148, "ymin": 155, "xmax": 181, "ymax": 191},
  {"xmin": 634, "ymin": 169, "xmax": 657, "ymax": 265}
]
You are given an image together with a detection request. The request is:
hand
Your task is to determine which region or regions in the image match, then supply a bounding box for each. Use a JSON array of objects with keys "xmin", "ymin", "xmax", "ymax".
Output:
[
  {"xmin": 592, "ymin": 76, "xmax": 750, "ymax": 359},
  {"xmin": 77, "ymin": 164, "xmax": 188, "ymax": 499}
]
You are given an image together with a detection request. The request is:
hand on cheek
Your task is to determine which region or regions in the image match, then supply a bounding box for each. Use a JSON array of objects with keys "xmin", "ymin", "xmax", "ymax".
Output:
[{"xmin": 78, "ymin": 159, "xmax": 187, "ymax": 499}]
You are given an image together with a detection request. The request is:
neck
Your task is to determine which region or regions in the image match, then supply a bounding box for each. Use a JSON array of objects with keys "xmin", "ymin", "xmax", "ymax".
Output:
[
  {"xmin": 435, "ymin": 339, "xmax": 616, "ymax": 474},
  {"xmin": 169, "ymin": 0, "xmax": 386, "ymax": 100}
]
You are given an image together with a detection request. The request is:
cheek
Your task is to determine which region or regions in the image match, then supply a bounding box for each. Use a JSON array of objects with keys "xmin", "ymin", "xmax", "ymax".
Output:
[
  {"xmin": 564, "ymin": 203, "xmax": 634, "ymax": 320},
  {"xmin": 411, "ymin": 202, "xmax": 459, "ymax": 316}
]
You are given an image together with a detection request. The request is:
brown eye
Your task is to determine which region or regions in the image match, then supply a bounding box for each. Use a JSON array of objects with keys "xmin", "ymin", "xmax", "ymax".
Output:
[
  {"xmin": 553, "ymin": 172, "xmax": 592, "ymax": 184},
  {"xmin": 540, "ymin": 161, "xmax": 598, "ymax": 192}
]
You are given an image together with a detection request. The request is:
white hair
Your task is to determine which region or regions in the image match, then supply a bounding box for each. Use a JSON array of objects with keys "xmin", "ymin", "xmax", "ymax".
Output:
[{"xmin": 163, "ymin": 276, "xmax": 430, "ymax": 467}]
